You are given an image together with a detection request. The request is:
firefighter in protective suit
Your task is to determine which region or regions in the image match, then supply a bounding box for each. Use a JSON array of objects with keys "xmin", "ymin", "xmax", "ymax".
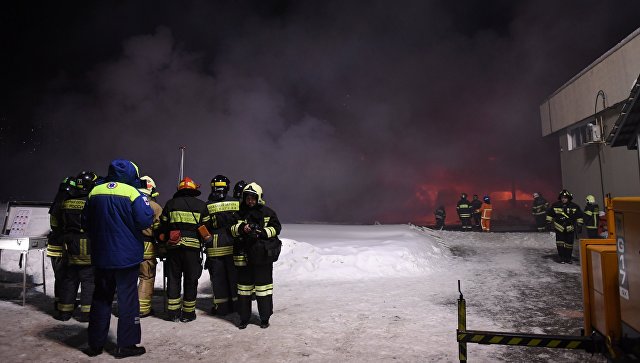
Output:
[
  {"xmin": 158, "ymin": 177, "xmax": 210, "ymax": 322},
  {"xmin": 47, "ymin": 175, "xmax": 76, "ymax": 314},
  {"xmin": 231, "ymin": 182, "xmax": 282, "ymax": 329},
  {"xmin": 480, "ymin": 196, "xmax": 492, "ymax": 232},
  {"xmin": 456, "ymin": 193, "xmax": 473, "ymax": 231},
  {"xmin": 57, "ymin": 171, "xmax": 98, "ymax": 321},
  {"xmin": 137, "ymin": 176, "xmax": 163, "ymax": 318},
  {"xmin": 531, "ymin": 192, "xmax": 549, "ymax": 232},
  {"xmin": 546, "ymin": 189, "xmax": 584, "ymax": 264},
  {"xmin": 583, "ymin": 195, "xmax": 600, "ymax": 239},
  {"xmin": 205, "ymin": 175, "xmax": 240, "ymax": 316}
]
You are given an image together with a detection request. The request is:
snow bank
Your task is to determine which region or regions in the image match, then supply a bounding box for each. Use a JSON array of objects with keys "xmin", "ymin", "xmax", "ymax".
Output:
[{"xmin": 275, "ymin": 224, "xmax": 452, "ymax": 281}]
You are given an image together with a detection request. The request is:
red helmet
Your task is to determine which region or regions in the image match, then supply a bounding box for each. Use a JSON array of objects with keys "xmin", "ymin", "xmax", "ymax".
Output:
[{"xmin": 178, "ymin": 177, "xmax": 199, "ymax": 191}]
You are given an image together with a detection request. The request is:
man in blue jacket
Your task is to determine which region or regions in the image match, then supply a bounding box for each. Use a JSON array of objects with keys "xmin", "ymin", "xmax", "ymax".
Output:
[{"xmin": 82, "ymin": 159, "xmax": 154, "ymax": 358}]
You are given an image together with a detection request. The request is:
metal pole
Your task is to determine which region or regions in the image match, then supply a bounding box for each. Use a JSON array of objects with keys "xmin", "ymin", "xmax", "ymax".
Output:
[
  {"xmin": 457, "ymin": 280, "xmax": 467, "ymax": 363},
  {"xmin": 22, "ymin": 251, "xmax": 27, "ymax": 306},
  {"xmin": 178, "ymin": 146, "xmax": 186, "ymax": 182},
  {"xmin": 41, "ymin": 249, "xmax": 46, "ymax": 296}
]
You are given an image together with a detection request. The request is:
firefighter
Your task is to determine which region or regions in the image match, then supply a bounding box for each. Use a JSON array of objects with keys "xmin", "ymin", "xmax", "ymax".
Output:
[
  {"xmin": 583, "ymin": 195, "xmax": 600, "ymax": 239},
  {"xmin": 434, "ymin": 205, "xmax": 446, "ymax": 230},
  {"xmin": 205, "ymin": 175, "xmax": 240, "ymax": 316},
  {"xmin": 456, "ymin": 193, "xmax": 473, "ymax": 231},
  {"xmin": 57, "ymin": 171, "xmax": 98, "ymax": 322},
  {"xmin": 480, "ymin": 195, "xmax": 492, "ymax": 232},
  {"xmin": 546, "ymin": 189, "xmax": 584, "ymax": 264},
  {"xmin": 158, "ymin": 177, "xmax": 210, "ymax": 323},
  {"xmin": 83, "ymin": 159, "xmax": 153, "ymax": 358},
  {"xmin": 471, "ymin": 195, "xmax": 482, "ymax": 230},
  {"xmin": 137, "ymin": 176, "xmax": 163, "ymax": 318},
  {"xmin": 47, "ymin": 176, "xmax": 76, "ymax": 314},
  {"xmin": 231, "ymin": 182, "xmax": 282, "ymax": 329},
  {"xmin": 531, "ymin": 192, "xmax": 549, "ymax": 232}
]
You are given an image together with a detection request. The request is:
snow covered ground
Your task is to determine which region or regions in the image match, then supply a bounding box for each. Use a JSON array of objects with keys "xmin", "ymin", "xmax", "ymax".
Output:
[{"xmin": 0, "ymin": 224, "xmax": 606, "ymax": 362}]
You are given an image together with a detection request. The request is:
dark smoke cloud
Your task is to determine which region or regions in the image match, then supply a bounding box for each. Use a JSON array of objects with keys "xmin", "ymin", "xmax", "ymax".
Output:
[{"xmin": 2, "ymin": 1, "xmax": 640, "ymax": 224}]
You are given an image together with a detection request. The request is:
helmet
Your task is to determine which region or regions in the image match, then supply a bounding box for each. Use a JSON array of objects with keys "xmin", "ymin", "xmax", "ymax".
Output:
[
  {"xmin": 138, "ymin": 176, "xmax": 159, "ymax": 198},
  {"xmin": 233, "ymin": 180, "xmax": 247, "ymax": 199},
  {"xmin": 558, "ymin": 189, "xmax": 573, "ymax": 201},
  {"xmin": 209, "ymin": 174, "xmax": 230, "ymax": 201},
  {"xmin": 242, "ymin": 182, "xmax": 265, "ymax": 205},
  {"xmin": 177, "ymin": 177, "xmax": 201, "ymax": 196},
  {"xmin": 461, "ymin": 193, "xmax": 468, "ymax": 199},
  {"xmin": 586, "ymin": 195, "xmax": 596, "ymax": 204},
  {"xmin": 211, "ymin": 174, "xmax": 230, "ymax": 193},
  {"xmin": 473, "ymin": 194, "xmax": 479, "ymax": 200},
  {"xmin": 483, "ymin": 195, "xmax": 490, "ymax": 203},
  {"xmin": 76, "ymin": 171, "xmax": 97, "ymax": 192},
  {"xmin": 533, "ymin": 192, "xmax": 540, "ymax": 199}
]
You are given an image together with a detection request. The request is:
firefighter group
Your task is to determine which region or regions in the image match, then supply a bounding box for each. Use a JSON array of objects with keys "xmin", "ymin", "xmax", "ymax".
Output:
[
  {"xmin": 532, "ymin": 189, "xmax": 601, "ymax": 264},
  {"xmin": 47, "ymin": 159, "xmax": 281, "ymax": 358},
  {"xmin": 437, "ymin": 189, "xmax": 601, "ymax": 264}
]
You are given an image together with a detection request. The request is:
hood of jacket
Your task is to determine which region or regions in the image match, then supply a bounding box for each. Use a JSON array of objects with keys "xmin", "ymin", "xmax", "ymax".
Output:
[{"xmin": 105, "ymin": 159, "xmax": 141, "ymax": 186}]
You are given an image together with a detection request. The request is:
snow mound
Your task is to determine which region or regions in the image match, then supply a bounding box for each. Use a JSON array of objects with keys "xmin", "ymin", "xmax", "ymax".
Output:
[{"xmin": 275, "ymin": 224, "xmax": 452, "ymax": 281}]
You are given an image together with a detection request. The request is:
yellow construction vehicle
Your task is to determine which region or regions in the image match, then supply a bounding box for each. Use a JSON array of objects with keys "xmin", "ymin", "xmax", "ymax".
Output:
[{"xmin": 456, "ymin": 195, "xmax": 640, "ymax": 361}]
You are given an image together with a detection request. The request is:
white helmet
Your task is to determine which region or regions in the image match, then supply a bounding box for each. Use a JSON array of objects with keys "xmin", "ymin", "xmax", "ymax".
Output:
[{"xmin": 138, "ymin": 176, "xmax": 159, "ymax": 198}]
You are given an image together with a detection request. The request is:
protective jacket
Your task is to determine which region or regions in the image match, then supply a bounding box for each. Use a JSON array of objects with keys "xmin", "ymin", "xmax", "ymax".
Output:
[
  {"xmin": 231, "ymin": 203, "xmax": 281, "ymax": 265},
  {"xmin": 59, "ymin": 191, "xmax": 92, "ymax": 265},
  {"xmin": 141, "ymin": 199, "xmax": 162, "ymax": 259},
  {"xmin": 531, "ymin": 196, "xmax": 549, "ymax": 218},
  {"xmin": 205, "ymin": 196, "xmax": 239, "ymax": 257},
  {"xmin": 456, "ymin": 198, "xmax": 473, "ymax": 219},
  {"xmin": 159, "ymin": 190, "xmax": 210, "ymax": 250},
  {"xmin": 47, "ymin": 177, "xmax": 75, "ymax": 258},
  {"xmin": 546, "ymin": 201, "xmax": 584, "ymax": 232},
  {"xmin": 583, "ymin": 203, "xmax": 600, "ymax": 231},
  {"xmin": 83, "ymin": 160, "xmax": 154, "ymax": 269}
]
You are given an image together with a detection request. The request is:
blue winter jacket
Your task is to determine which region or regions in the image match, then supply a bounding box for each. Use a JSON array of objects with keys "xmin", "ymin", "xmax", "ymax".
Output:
[{"xmin": 83, "ymin": 159, "xmax": 154, "ymax": 269}]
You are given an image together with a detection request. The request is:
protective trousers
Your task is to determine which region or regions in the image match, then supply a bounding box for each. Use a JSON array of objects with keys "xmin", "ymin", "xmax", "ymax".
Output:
[
  {"xmin": 138, "ymin": 258, "xmax": 157, "ymax": 315},
  {"xmin": 50, "ymin": 257, "xmax": 68, "ymax": 309},
  {"xmin": 206, "ymin": 255, "xmax": 238, "ymax": 315},
  {"xmin": 59, "ymin": 264, "xmax": 94, "ymax": 314},
  {"xmin": 555, "ymin": 230, "xmax": 575, "ymax": 263},
  {"xmin": 88, "ymin": 266, "xmax": 141, "ymax": 348},
  {"xmin": 237, "ymin": 262, "xmax": 273, "ymax": 324},
  {"xmin": 167, "ymin": 248, "xmax": 202, "ymax": 318},
  {"xmin": 460, "ymin": 217, "xmax": 472, "ymax": 231},
  {"xmin": 535, "ymin": 215, "xmax": 547, "ymax": 231}
]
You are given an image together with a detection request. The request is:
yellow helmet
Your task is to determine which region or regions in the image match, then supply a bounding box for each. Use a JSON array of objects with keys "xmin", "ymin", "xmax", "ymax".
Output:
[{"xmin": 585, "ymin": 195, "xmax": 596, "ymax": 204}]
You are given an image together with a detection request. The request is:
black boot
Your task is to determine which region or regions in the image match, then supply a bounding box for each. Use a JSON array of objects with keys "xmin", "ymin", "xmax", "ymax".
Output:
[
  {"xmin": 77, "ymin": 312, "xmax": 90, "ymax": 323},
  {"xmin": 238, "ymin": 320, "xmax": 249, "ymax": 329},
  {"xmin": 114, "ymin": 345, "xmax": 146, "ymax": 359},
  {"xmin": 180, "ymin": 311, "xmax": 196, "ymax": 323},
  {"xmin": 82, "ymin": 346, "xmax": 103, "ymax": 357},
  {"xmin": 167, "ymin": 310, "xmax": 181, "ymax": 322},
  {"xmin": 57, "ymin": 311, "xmax": 72, "ymax": 321},
  {"xmin": 260, "ymin": 319, "xmax": 270, "ymax": 329}
]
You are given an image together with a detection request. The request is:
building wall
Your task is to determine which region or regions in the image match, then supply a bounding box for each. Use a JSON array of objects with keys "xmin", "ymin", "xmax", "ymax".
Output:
[
  {"xmin": 540, "ymin": 29, "xmax": 640, "ymax": 136},
  {"xmin": 558, "ymin": 113, "xmax": 640, "ymax": 206},
  {"xmin": 542, "ymin": 28, "xmax": 640, "ymax": 205}
]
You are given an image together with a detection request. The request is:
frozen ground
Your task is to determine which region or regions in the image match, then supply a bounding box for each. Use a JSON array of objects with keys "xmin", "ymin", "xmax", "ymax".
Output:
[{"xmin": 0, "ymin": 224, "xmax": 606, "ymax": 362}]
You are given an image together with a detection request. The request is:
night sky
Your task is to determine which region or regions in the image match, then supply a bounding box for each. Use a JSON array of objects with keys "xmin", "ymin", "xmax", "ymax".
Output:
[{"xmin": 2, "ymin": 1, "xmax": 640, "ymax": 224}]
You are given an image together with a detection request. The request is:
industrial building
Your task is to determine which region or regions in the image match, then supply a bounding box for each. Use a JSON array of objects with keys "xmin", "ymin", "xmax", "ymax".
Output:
[{"xmin": 540, "ymin": 28, "xmax": 640, "ymax": 204}]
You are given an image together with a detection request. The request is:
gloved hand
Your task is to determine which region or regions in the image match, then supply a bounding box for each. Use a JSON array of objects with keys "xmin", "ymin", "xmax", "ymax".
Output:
[{"xmin": 258, "ymin": 229, "xmax": 268, "ymax": 239}]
